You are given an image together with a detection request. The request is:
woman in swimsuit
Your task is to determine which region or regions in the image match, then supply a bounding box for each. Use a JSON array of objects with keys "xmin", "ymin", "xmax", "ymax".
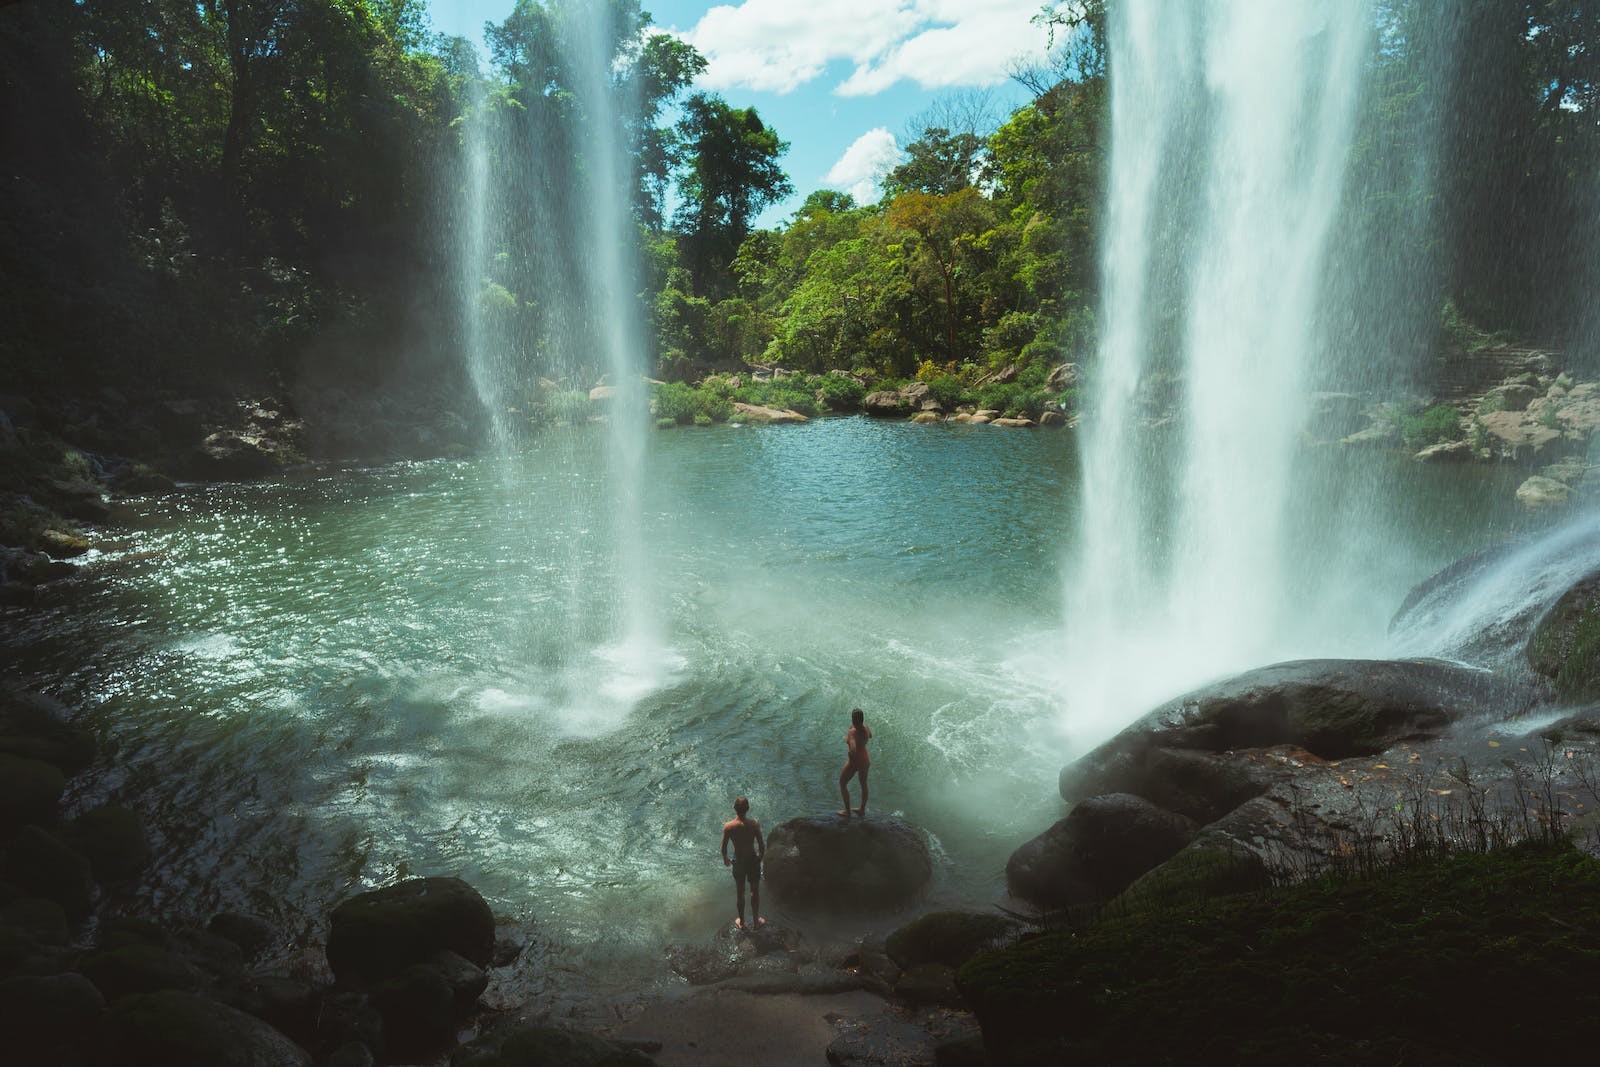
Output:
[{"xmin": 838, "ymin": 707, "xmax": 872, "ymax": 816}]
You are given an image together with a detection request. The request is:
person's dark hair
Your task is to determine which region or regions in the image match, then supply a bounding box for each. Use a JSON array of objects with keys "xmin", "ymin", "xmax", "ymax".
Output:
[
  {"xmin": 851, "ymin": 708, "xmax": 865, "ymax": 728},
  {"xmin": 734, "ymin": 796, "xmax": 749, "ymax": 815}
]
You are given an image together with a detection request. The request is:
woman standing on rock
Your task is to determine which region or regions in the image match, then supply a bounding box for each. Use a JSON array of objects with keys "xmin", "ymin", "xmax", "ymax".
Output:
[{"xmin": 838, "ymin": 708, "xmax": 872, "ymax": 816}]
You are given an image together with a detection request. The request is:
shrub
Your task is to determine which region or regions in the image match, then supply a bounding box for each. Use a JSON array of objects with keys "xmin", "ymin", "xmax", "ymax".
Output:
[
  {"xmin": 543, "ymin": 391, "xmax": 591, "ymax": 425},
  {"xmin": 1401, "ymin": 404, "xmax": 1462, "ymax": 449},
  {"xmin": 926, "ymin": 374, "xmax": 968, "ymax": 411},
  {"xmin": 976, "ymin": 381, "xmax": 1021, "ymax": 414},
  {"xmin": 817, "ymin": 374, "xmax": 866, "ymax": 411},
  {"xmin": 654, "ymin": 381, "xmax": 698, "ymax": 424}
]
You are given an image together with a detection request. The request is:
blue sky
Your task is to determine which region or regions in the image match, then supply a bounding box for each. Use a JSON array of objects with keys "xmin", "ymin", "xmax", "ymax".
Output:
[{"xmin": 424, "ymin": 1, "xmax": 1051, "ymax": 224}]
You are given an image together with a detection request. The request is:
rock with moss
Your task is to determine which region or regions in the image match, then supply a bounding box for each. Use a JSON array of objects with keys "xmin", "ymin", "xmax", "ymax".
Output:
[
  {"xmin": 1007, "ymin": 794, "xmax": 1197, "ymax": 910},
  {"xmin": 325, "ymin": 877, "xmax": 494, "ymax": 988},
  {"xmin": 452, "ymin": 1024, "xmax": 658, "ymax": 1067},
  {"xmin": 93, "ymin": 989, "xmax": 312, "ymax": 1066},
  {"xmin": 884, "ymin": 910, "xmax": 1020, "ymax": 971},
  {"xmin": 1516, "ymin": 474, "xmax": 1572, "ymax": 509},
  {"xmin": 1527, "ymin": 570, "xmax": 1600, "ymax": 702},
  {"xmin": 763, "ymin": 815, "xmax": 933, "ymax": 912}
]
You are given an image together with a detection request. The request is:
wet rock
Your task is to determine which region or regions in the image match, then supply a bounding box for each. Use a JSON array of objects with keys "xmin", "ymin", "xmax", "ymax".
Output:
[
  {"xmin": 1478, "ymin": 410, "xmax": 1565, "ymax": 462},
  {"xmin": 1006, "ymin": 794, "xmax": 1196, "ymax": 909},
  {"xmin": 1527, "ymin": 569, "xmax": 1600, "ymax": 702},
  {"xmin": 48, "ymin": 479, "xmax": 111, "ymax": 522},
  {"xmin": 194, "ymin": 430, "xmax": 283, "ymax": 480},
  {"xmin": 314, "ymin": 991, "xmax": 384, "ymax": 1062},
  {"xmin": 38, "ymin": 528, "xmax": 89, "ymax": 558},
  {"xmin": 1516, "ymin": 475, "xmax": 1571, "ymax": 510},
  {"xmin": 0, "ymin": 691, "xmax": 97, "ymax": 775},
  {"xmin": 1340, "ymin": 423, "xmax": 1402, "ymax": 448},
  {"xmin": 325, "ymin": 876, "xmax": 494, "ymax": 988},
  {"xmin": 884, "ymin": 911, "xmax": 1020, "ymax": 971},
  {"xmin": 1414, "ymin": 439, "xmax": 1474, "ymax": 462},
  {"xmin": 427, "ymin": 947, "xmax": 489, "ymax": 1010},
  {"xmin": 1061, "ymin": 658, "xmax": 1527, "ymax": 809},
  {"xmin": 2, "ymin": 826, "xmax": 93, "ymax": 919},
  {"xmin": 825, "ymin": 1013, "xmax": 943, "ymax": 1067},
  {"xmin": 220, "ymin": 975, "xmax": 317, "ymax": 1046},
  {"xmin": 94, "ymin": 989, "xmax": 313, "ymax": 1066},
  {"xmin": 1306, "ymin": 392, "xmax": 1366, "ymax": 439},
  {"xmin": 0, "ymin": 753, "xmax": 66, "ymax": 833},
  {"xmin": 1039, "ymin": 409, "xmax": 1068, "ymax": 427},
  {"xmin": 1109, "ymin": 807, "xmax": 1276, "ymax": 914},
  {"xmin": 894, "ymin": 962, "xmax": 963, "ymax": 1006},
  {"xmin": 369, "ymin": 964, "xmax": 456, "ymax": 1063},
  {"xmin": 910, "ymin": 411, "xmax": 942, "ymax": 424},
  {"xmin": 991, "ymin": 417, "xmax": 1036, "ymax": 428},
  {"xmin": 63, "ymin": 805, "xmax": 151, "ymax": 883},
  {"xmin": 764, "ymin": 815, "xmax": 933, "ymax": 912},
  {"xmin": 863, "ymin": 390, "xmax": 913, "ymax": 417},
  {"xmin": 451, "ymin": 1024, "xmax": 658, "ymax": 1066},
  {"xmin": 208, "ymin": 912, "xmax": 278, "ymax": 962},
  {"xmin": 82, "ymin": 943, "xmax": 206, "ymax": 1001}
]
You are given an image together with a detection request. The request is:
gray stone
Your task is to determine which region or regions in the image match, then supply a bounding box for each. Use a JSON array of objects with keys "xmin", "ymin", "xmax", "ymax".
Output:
[{"xmin": 764, "ymin": 815, "xmax": 933, "ymax": 912}]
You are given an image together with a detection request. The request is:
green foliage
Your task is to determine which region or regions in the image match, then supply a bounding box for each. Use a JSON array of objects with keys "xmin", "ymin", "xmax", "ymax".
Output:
[
  {"xmin": 925, "ymin": 374, "xmax": 968, "ymax": 411},
  {"xmin": 652, "ymin": 380, "xmax": 731, "ymax": 424},
  {"xmin": 541, "ymin": 390, "xmax": 591, "ymax": 425},
  {"xmin": 816, "ymin": 374, "xmax": 866, "ymax": 412},
  {"xmin": 1401, "ymin": 404, "xmax": 1462, "ymax": 449}
]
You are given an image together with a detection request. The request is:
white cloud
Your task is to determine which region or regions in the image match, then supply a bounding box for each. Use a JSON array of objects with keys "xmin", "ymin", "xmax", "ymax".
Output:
[
  {"xmin": 670, "ymin": 0, "xmax": 1049, "ymax": 96},
  {"xmin": 824, "ymin": 128, "xmax": 902, "ymax": 205}
]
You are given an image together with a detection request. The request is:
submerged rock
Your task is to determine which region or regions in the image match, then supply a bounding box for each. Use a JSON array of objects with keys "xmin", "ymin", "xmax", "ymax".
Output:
[{"xmin": 763, "ymin": 814, "xmax": 933, "ymax": 911}]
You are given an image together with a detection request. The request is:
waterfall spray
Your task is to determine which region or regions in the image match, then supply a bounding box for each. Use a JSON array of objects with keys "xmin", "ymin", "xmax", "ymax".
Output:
[{"xmin": 1065, "ymin": 0, "xmax": 1376, "ymax": 742}]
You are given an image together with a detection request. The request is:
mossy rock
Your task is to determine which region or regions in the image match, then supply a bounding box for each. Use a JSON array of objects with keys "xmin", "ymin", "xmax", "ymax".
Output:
[
  {"xmin": 325, "ymin": 876, "xmax": 495, "ymax": 988},
  {"xmin": 1527, "ymin": 571, "xmax": 1600, "ymax": 702},
  {"xmin": 2, "ymin": 826, "xmax": 92, "ymax": 919},
  {"xmin": 0, "ymin": 753, "xmax": 66, "ymax": 833},
  {"xmin": 884, "ymin": 911, "xmax": 1020, "ymax": 970},
  {"xmin": 893, "ymin": 962, "xmax": 963, "ymax": 1006},
  {"xmin": 82, "ymin": 943, "xmax": 205, "ymax": 1002},
  {"xmin": 114, "ymin": 464, "xmax": 177, "ymax": 494},
  {"xmin": 452, "ymin": 1025, "xmax": 658, "ymax": 1067},
  {"xmin": 64, "ymin": 805, "xmax": 151, "ymax": 882},
  {"xmin": 1107, "ymin": 835, "xmax": 1272, "ymax": 916},
  {"xmin": 93, "ymin": 989, "xmax": 313, "ymax": 1066},
  {"xmin": 959, "ymin": 842, "xmax": 1600, "ymax": 1065}
]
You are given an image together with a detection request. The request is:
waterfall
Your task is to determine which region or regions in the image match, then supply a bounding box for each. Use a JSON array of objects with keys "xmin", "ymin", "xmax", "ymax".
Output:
[
  {"xmin": 455, "ymin": 0, "xmax": 673, "ymax": 732},
  {"xmin": 1064, "ymin": 0, "xmax": 1377, "ymax": 742}
]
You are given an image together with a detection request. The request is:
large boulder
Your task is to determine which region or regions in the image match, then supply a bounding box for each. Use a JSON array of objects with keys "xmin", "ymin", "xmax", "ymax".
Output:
[
  {"xmin": 193, "ymin": 430, "xmax": 283, "ymax": 480},
  {"xmin": 325, "ymin": 877, "xmax": 494, "ymax": 988},
  {"xmin": 884, "ymin": 911, "xmax": 1019, "ymax": 970},
  {"xmin": 763, "ymin": 815, "xmax": 933, "ymax": 911},
  {"xmin": 1527, "ymin": 569, "xmax": 1600, "ymax": 702},
  {"xmin": 863, "ymin": 390, "xmax": 912, "ymax": 417},
  {"xmin": 92, "ymin": 990, "xmax": 312, "ymax": 1067},
  {"xmin": 0, "ymin": 972, "xmax": 106, "ymax": 1062},
  {"xmin": 1005, "ymin": 794, "xmax": 1196, "ymax": 909},
  {"xmin": 731, "ymin": 402, "xmax": 807, "ymax": 424},
  {"xmin": 1061, "ymin": 658, "xmax": 1526, "ymax": 811},
  {"xmin": 1516, "ymin": 475, "xmax": 1572, "ymax": 510}
]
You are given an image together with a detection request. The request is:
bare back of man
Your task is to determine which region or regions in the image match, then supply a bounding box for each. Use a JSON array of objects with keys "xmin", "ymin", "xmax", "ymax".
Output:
[{"xmin": 720, "ymin": 796, "xmax": 766, "ymax": 930}]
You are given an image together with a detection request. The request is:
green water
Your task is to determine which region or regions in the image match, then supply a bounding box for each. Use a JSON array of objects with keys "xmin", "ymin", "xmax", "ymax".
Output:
[{"xmin": 4, "ymin": 418, "xmax": 1535, "ymax": 996}]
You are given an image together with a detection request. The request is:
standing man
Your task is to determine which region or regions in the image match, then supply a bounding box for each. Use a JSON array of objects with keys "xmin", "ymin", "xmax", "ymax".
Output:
[{"xmin": 721, "ymin": 795, "xmax": 766, "ymax": 930}]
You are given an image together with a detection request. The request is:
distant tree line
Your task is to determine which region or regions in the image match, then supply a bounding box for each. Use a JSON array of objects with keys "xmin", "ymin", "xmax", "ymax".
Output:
[{"xmin": 0, "ymin": 0, "xmax": 1595, "ymax": 431}]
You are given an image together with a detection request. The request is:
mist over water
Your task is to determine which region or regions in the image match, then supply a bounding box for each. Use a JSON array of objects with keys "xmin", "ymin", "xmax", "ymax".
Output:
[
  {"xmin": 1065, "ymin": 0, "xmax": 1400, "ymax": 743},
  {"xmin": 455, "ymin": 1, "xmax": 671, "ymax": 734}
]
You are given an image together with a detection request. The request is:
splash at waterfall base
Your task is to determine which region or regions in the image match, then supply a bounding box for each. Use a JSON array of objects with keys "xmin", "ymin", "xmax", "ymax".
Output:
[{"xmin": 963, "ymin": 527, "xmax": 1600, "ymax": 1063}]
